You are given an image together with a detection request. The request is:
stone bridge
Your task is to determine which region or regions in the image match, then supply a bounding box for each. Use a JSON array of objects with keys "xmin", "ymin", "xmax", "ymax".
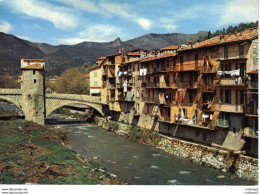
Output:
[
  {"xmin": 0, "ymin": 59, "xmax": 106, "ymax": 125},
  {"xmin": 0, "ymin": 88, "xmax": 105, "ymax": 125}
]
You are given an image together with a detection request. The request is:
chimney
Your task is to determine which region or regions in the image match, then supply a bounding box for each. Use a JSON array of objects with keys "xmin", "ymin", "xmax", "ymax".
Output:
[
  {"xmin": 122, "ymin": 48, "xmax": 125, "ymax": 53},
  {"xmin": 119, "ymin": 48, "xmax": 122, "ymax": 54},
  {"xmin": 219, "ymin": 35, "xmax": 224, "ymax": 43}
]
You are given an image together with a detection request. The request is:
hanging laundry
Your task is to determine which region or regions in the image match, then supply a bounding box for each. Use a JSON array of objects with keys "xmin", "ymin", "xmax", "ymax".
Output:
[
  {"xmin": 229, "ymin": 69, "xmax": 240, "ymax": 76},
  {"xmin": 123, "ymin": 82, "xmax": 127, "ymax": 92},
  {"xmin": 143, "ymin": 68, "xmax": 147, "ymax": 75},
  {"xmin": 202, "ymin": 114, "xmax": 209, "ymax": 119},
  {"xmin": 217, "ymin": 71, "xmax": 223, "ymax": 75},
  {"xmin": 140, "ymin": 69, "xmax": 144, "ymax": 76},
  {"xmin": 238, "ymin": 77, "xmax": 242, "ymax": 84}
]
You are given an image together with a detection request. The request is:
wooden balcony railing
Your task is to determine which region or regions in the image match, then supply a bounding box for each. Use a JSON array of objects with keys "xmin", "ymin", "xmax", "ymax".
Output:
[
  {"xmin": 216, "ymin": 49, "xmax": 248, "ymax": 60},
  {"xmin": 215, "ymin": 119, "xmax": 229, "ymax": 128},
  {"xmin": 245, "ymin": 105, "xmax": 258, "ymax": 115}
]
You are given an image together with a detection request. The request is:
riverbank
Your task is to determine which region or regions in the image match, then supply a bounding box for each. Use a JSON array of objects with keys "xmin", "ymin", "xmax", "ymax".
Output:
[
  {"xmin": 94, "ymin": 116, "xmax": 258, "ymax": 183},
  {"xmin": 0, "ymin": 119, "xmax": 126, "ymax": 185}
]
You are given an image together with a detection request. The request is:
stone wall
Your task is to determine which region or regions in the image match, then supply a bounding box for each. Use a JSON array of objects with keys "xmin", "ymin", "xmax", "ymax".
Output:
[{"xmin": 94, "ymin": 116, "xmax": 258, "ymax": 182}]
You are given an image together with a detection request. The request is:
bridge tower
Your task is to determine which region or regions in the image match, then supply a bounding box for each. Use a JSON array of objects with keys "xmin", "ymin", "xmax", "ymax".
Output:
[{"xmin": 21, "ymin": 59, "xmax": 46, "ymax": 125}]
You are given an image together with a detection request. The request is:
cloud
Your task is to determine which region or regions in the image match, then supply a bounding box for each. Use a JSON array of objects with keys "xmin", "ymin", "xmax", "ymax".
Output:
[
  {"xmin": 55, "ymin": 0, "xmax": 103, "ymax": 14},
  {"xmin": 100, "ymin": 2, "xmax": 152, "ymax": 30},
  {"xmin": 4, "ymin": 0, "xmax": 78, "ymax": 29},
  {"xmin": 57, "ymin": 24, "xmax": 125, "ymax": 44},
  {"xmin": 136, "ymin": 18, "xmax": 152, "ymax": 30},
  {"xmin": 159, "ymin": 18, "xmax": 177, "ymax": 32},
  {"xmin": 0, "ymin": 20, "xmax": 12, "ymax": 33},
  {"xmin": 217, "ymin": 0, "xmax": 258, "ymax": 26}
]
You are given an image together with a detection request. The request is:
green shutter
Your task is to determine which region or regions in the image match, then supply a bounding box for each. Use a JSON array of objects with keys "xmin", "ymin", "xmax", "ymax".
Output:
[
  {"xmin": 220, "ymin": 89, "xmax": 223, "ymax": 104},
  {"xmin": 239, "ymin": 44, "xmax": 244, "ymax": 58}
]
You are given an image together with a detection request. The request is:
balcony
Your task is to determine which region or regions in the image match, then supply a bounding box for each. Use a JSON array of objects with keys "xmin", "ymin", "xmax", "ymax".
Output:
[
  {"xmin": 216, "ymin": 104, "xmax": 244, "ymax": 113},
  {"xmin": 160, "ymin": 81, "xmax": 170, "ymax": 88},
  {"xmin": 217, "ymin": 77, "xmax": 246, "ymax": 86},
  {"xmin": 248, "ymin": 81, "xmax": 258, "ymax": 89},
  {"xmin": 179, "ymin": 81, "xmax": 199, "ymax": 89},
  {"xmin": 245, "ymin": 106, "xmax": 258, "ymax": 116},
  {"xmin": 144, "ymin": 97, "xmax": 158, "ymax": 104},
  {"xmin": 200, "ymin": 66, "xmax": 217, "ymax": 74},
  {"xmin": 216, "ymin": 49, "xmax": 248, "ymax": 61},
  {"xmin": 146, "ymin": 82, "xmax": 159, "ymax": 88},
  {"xmin": 102, "ymin": 69, "xmax": 108, "ymax": 75},
  {"xmin": 174, "ymin": 64, "xmax": 199, "ymax": 72},
  {"xmin": 244, "ymin": 127, "xmax": 258, "ymax": 138},
  {"xmin": 215, "ymin": 119, "xmax": 229, "ymax": 128},
  {"xmin": 200, "ymin": 85, "xmax": 215, "ymax": 92},
  {"xmin": 159, "ymin": 115, "xmax": 171, "ymax": 123}
]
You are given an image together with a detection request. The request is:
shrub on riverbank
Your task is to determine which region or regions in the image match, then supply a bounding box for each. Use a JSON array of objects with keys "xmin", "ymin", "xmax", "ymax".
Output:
[{"xmin": 0, "ymin": 119, "xmax": 124, "ymax": 184}]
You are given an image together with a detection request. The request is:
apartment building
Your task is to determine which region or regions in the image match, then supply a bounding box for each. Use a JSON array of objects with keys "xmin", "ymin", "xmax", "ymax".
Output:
[{"xmin": 98, "ymin": 28, "xmax": 258, "ymax": 155}]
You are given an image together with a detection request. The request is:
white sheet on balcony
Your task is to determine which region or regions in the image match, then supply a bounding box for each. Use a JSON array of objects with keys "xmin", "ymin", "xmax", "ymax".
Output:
[
  {"xmin": 180, "ymin": 118, "xmax": 193, "ymax": 125},
  {"xmin": 90, "ymin": 89, "xmax": 100, "ymax": 94}
]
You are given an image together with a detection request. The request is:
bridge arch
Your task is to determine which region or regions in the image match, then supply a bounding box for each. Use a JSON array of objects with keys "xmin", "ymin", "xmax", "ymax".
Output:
[
  {"xmin": 45, "ymin": 98, "xmax": 104, "ymax": 118},
  {"xmin": 0, "ymin": 96, "xmax": 24, "ymax": 115}
]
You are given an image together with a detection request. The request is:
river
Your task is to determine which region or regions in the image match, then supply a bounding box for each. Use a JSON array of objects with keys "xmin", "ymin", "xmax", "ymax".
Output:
[{"xmin": 0, "ymin": 103, "xmax": 255, "ymax": 185}]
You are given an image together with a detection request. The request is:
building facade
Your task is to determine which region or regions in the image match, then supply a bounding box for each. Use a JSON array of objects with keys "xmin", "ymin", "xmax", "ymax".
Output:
[{"xmin": 98, "ymin": 28, "xmax": 258, "ymax": 156}]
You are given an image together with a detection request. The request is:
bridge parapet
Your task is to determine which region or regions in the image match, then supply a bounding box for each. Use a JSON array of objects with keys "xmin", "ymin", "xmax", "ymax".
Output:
[
  {"xmin": 46, "ymin": 93, "xmax": 102, "ymax": 104},
  {"xmin": 0, "ymin": 89, "xmax": 22, "ymax": 95}
]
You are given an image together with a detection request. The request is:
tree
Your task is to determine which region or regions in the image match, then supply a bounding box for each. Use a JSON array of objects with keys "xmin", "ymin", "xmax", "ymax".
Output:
[
  {"xmin": 53, "ymin": 68, "xmax": 89, "ymax": 95},
  {"xmin": 0, "ymin": 75, "xmax": 20, "ymax": 88}
]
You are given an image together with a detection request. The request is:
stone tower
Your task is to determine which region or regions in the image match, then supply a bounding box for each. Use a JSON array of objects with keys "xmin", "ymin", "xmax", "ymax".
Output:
[{"xmin": 21, "ymin": 59, "xmax": 46, "ymax": 125}]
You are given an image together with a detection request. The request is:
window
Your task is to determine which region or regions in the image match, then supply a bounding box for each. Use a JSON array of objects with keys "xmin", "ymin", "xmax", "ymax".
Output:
[
  {"xmin": 225, "ymin": 90, "xmax": 231, "ymax": 104},
  {"xmin": 33, "ymin": 70, "xmax": 35, "ymax": 75},
  {"xmin": 180, "ymin": 56, "xmax": 183, "ymax": 65},
  {"xmin": 34, "ymin": 79, "xmax": 36, "ymax": 84},
  {"xmin": 180, "ymin": 73, "xmax": 183, "ymax": 83},
  {"xmin": 235, "ymin": 90, "xmax": 239, "ymax": 105},
  {"xmin": 239, "ymin": 44, "xmax": 244, "ymax": 58},
  {"xmin": 189, "ymin": 74, "xmax": 193, "ymax": 82},
  {"xmin": 94, "ymin": 72, "xmax": 97, "ymax": 77},
  {"xmin": 226, "ymin": 64, "xmax": 231, "ymax": 77},
  {"xmin": 189, "ymin": 90, "xmax": 195, "ymax": 103},
  {"xmin": 224, "ymin": 45, "xmax": 228, "ymax": 59},
  {"xmin": 220, "ymin": 89, "xmax": 223, "ymax": 103},
  {"xmin": 166, "ymin": 59, "xmax": 169, "ymax": 67}
]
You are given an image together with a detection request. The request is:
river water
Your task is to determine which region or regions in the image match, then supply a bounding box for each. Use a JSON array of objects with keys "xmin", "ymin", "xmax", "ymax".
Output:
[
  {"xmin": 46, "ymin": 114, "xmax": 255, "ymax": 185},
  {"xmin": 0, "ymin": 103, "xmax": 255, "ymax": 185}
]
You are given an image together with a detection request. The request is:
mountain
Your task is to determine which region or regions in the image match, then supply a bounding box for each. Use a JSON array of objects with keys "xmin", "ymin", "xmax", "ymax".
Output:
[
  {"xmin": 0, "ymin": 31, "xmax": 208, "ymax": 77},
  {"xmin": 126, "ymin": 31, "xmax": 208, "ymax": 50}
]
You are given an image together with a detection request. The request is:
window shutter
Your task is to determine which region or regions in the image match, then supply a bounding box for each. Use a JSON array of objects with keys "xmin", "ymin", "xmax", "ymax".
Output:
[{"xmin": 220, "ymin": 89, "xmax": 223, "ymax": 104}]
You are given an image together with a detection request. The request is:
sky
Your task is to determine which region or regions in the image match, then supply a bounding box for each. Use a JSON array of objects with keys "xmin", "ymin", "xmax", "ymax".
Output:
[{"xmin": 0, "ymin": 0, "xmax": 258, "ymax": 45}]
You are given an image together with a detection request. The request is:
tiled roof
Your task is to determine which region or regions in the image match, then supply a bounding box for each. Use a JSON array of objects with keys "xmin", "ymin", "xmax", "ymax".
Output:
[
  {"xmin": 21, "ymin": 63, "xmax": 44, "ymax": 69},
  {"xmin": 161, "ymin": 45, "xmax": 179, "ymax": 50},
  {"xmin": 90, "ymin": 64, "xmax": 101, "ymax": 70},
  {"xmin": 127, "ymin": 52, "xmax": 140, "ymax": 56},
  {"xmin": 140, "ymin": 52, "xmax": 177, "ymax": 62},
  {"xmin": 248, "ymin": 69, "xmax": 258, "ymax": 74},
  {"xmin": 97, "ymin": 56, "xmax": 106, "ymax": 60},
  {"xmin": 180, "ymin": 28, "xmax": 258, "ymax": 51}
]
